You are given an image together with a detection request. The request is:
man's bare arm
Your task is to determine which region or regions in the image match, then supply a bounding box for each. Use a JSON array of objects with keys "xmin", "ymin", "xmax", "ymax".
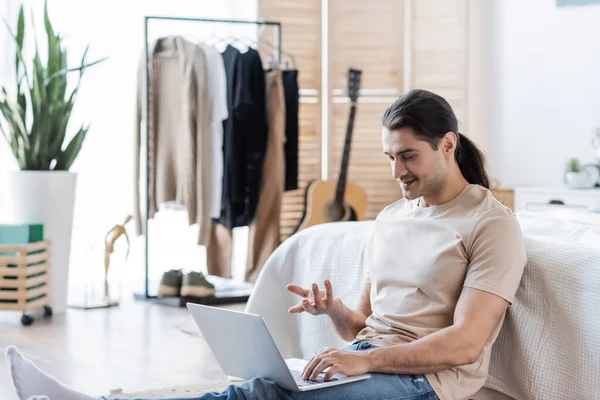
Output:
[
  {"xmin": 287, "ymin": 281, "xmax": 372, "ymax": 342},
  {"xmin": 364, "ymin": 287, "xmax": 509, "ymax": 374},
  {"xmin": 328, "ymin": 282, "xmax": 371, "ymax": 341}
]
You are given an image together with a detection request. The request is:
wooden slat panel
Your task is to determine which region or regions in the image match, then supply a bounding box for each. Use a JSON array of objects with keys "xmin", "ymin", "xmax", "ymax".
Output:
[
  {"xmin": 0, "ymin": 263, "xmax": 49, "ymax": 277},
  {"xmin": 330, "ymin": 0, "xmax": 404, "ymax": 90},
  {"xmin": 258, "ymin": 0, "xmax": 321, "ymax": 90},
  {"xmin": 24, "ymin": 295, "xmax": 50, "ymax": 312},
  {"xmin": 25, "ymin": 252, "xmax": 48, "ymax": 265},
  {"xmin": 413, "ymin": 0, "xmax": 468, "ymax": 125},
  {"xmin": 26, "ymin": 274, "xmax": 49, "ymax": 289},
  {"xmin": 0, "ymin": 250, "xmax": 48, "ymax": 267},
  {"xmin": 0, "ymin": 241, "xmax": 49, "ymax": 253},
  {"xmin": 0, "ymin": 277, "xmax": 25, "ymax": 289},
  {"xmin": 0, "ymin": 302, "xmax": 25, "ymax": 311},
  {"xmin": 0, "ymin": 257, "xmax": 22, "ymax": 267},
  {"xmin": 0, "ymin": 284, "xmax": 48, "ymax": 301},
  {"xmin": 329, "ymin": 0, "xmax": 405, "ymax": 222}
]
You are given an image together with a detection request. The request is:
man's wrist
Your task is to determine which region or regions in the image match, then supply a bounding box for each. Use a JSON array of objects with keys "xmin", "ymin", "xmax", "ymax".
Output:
[
  {"xmin": 363, "ymin": 347, "xmax": 381, "ymax": 372},
  {"xmin": 327, "ymin": 297, "xmax": 346, "ymax": 318}
]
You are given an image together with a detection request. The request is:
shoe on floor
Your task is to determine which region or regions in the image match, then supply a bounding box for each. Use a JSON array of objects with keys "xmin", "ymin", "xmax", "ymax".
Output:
[
  {"xmin": 158, "ymin": 269, "xmax": 183, "ymax": 297},
  {"xmin": 181, "ymin": 272, "xmax": 216, "ymax": 298}
]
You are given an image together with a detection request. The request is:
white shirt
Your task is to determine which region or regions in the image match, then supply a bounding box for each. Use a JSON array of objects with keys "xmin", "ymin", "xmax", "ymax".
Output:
[{"xmin": 199, "ymin": 43, "xmax": 228, "ymax": 219}]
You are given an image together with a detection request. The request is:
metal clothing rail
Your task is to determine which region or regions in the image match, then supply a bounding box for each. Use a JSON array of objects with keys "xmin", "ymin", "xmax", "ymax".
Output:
[{"xmin": 135, "ymin": 16, "xmax": 282, "ymax": 303}]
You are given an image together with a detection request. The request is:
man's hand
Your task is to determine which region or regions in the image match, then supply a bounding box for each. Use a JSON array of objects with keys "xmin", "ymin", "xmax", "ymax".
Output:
[
  {"xmin": 286, "ymin": 280, "xmax": 343, "ymax": 316},
  {"xmin": 301, "ymin": 348, "xmax": 371, "ymax": 381}
]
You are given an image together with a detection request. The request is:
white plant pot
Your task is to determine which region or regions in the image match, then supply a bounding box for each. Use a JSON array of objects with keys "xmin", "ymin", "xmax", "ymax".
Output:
[
  {"xmin": 1, "ymin": 171, "xmax": 77, "ymax": 314},
  {"xmin": 565, "ymin": 171, "xmax": 593, "ymax": 189}
]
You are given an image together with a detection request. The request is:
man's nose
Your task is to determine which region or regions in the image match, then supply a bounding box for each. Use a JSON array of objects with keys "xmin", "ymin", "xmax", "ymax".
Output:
[{"xmin": 392, "ymin": 159, "xmax": 407, "ymax": 180}]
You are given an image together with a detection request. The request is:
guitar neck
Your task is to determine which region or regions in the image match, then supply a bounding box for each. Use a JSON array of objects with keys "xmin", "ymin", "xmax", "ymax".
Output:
[{"xmin": 334, "ymin": 102, "xmax": 357, "ymax": 205}]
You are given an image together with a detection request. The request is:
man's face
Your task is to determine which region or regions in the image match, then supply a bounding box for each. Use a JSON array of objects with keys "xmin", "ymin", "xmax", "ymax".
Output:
[{"xmin": 382, "ymin": 127, "xmax": 448, "ymax": 201}]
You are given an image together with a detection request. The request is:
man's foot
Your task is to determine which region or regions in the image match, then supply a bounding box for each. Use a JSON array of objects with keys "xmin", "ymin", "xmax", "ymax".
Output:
[{"xmin": 5, "ymin": 346, "xmax": 97, "ymax": 400}]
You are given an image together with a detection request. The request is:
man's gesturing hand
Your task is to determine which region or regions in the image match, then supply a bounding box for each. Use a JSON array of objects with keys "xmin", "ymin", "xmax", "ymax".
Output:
[
  {"xmin": 301, "ymin": 348, "xmax": 372, "ymax": 381},
  {"xmin": 286, "ymin": 280, "xmax": 343, "ymax": 316}
]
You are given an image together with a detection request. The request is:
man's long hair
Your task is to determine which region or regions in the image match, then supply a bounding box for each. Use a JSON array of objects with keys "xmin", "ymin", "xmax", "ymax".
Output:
[{"xmin": 381, "ymin": 89, "xmax": 490, "ymax": 188}]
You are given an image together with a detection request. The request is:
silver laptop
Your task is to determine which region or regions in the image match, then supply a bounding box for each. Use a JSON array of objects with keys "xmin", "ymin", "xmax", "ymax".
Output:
[{"xmin": 186, "ymin": 303, "xmax": 371, "ymax": 392}]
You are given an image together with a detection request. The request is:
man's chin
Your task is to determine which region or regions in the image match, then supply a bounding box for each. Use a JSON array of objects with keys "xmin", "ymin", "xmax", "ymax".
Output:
[
  {"xmin": 400, "ymin": 187, "xmax": 418, "ymax": 200},
  {"xmin": 399, "ymin": 183, "xmax": 420, "ymax": 200}
]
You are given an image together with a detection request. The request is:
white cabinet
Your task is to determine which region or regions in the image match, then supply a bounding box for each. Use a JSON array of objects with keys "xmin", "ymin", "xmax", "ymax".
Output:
[{"xmin": 515, "ymin": 187, "xmax": 600, "ymax": 213}]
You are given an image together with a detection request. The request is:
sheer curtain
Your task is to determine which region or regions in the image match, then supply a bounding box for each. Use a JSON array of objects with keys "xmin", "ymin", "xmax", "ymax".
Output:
[{"xmin": 0, "ymin": 0, "xmax": 261, "ymax": 295}]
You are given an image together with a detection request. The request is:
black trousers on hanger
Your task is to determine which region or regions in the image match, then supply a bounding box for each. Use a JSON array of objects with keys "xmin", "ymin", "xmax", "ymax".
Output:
[{"xmin": 282, "ymin": 69, "xmax": 299, "ymax": 192}]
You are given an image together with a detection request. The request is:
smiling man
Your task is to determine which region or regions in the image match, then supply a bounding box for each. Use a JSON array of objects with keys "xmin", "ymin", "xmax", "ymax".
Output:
[
  {"xmin": 287, "ymin": 89, "xmax": 528, "ymax": 400},
  {"xmin": 5, "ymin": 90, "xmax": 526, "ymax": 400}
]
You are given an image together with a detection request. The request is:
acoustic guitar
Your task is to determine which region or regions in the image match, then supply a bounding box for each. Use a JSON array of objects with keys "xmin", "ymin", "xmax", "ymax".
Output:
[{"xmin": 293, "ymin": 69, "xmax": 367, "ymax": 234}]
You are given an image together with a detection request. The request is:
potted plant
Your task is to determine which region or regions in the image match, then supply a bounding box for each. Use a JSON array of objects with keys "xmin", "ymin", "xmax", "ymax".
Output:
[
  {"xmin": 0, "ymin": 1, "xmax": 105, "ymax": 313},
  {"xmin": 564, "ymin": 158, "xmax": 599, "ymax": 189}
]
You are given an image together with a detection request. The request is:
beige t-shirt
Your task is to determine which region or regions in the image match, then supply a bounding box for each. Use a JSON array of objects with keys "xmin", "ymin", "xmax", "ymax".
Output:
[{"xmin": 354, "ymin": 184, "xmax": 527, "ymax": 400}]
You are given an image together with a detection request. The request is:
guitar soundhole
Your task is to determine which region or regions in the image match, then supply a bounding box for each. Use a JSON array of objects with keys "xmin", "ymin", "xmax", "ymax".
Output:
[{"xmin": 326, "ymin": 202, "xmax": 345, "ymax": 222}]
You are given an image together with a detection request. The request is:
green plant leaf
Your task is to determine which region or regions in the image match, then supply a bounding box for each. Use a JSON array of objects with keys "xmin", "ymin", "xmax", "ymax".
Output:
[
  {"xmin": 15, "ymin": 6, "xmax": 25, "ymax": 89},
  {"xmin": 54, "ymin": 126, "xmax": 87, "ymax": 171},
  {"xmin": 0, "ymin": 94, "xmax": 29, "ymax": 169},
  {"xmin": 43, "ymin": 0, "xmax": 54, "ymax": 42},
  {"xmin": 0, "ymin": 102, "xmax": 21, "ymax": 167},
  {"xmin": 48, "ymin": 88, "xmax": 76, "ymax": 156},
  {"xmin": 17, "ymin": 88, "xmax": 26, "ymax": 127},
  {"xmin": 43, "ymin": 56, "xmax": 108, "ymax": 85},
  {"xmin": 2, "ymin": 16, "xmax": 32, "ymax": 88},
  {"xmin": 1, "ymin": 88, "xmax": 28, "ymax": 142}
]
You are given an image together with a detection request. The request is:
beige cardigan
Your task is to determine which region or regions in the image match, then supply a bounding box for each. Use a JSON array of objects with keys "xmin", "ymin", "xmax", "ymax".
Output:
[{"xmin": 134, "ymin": 37, "xmax": 212, "ymax": 246}]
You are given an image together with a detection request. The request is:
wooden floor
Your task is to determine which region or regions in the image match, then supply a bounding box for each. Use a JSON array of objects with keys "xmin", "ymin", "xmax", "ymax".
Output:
[{"xmin": 0, "ymin": 295, "xmax": 246, "ymax": 400}]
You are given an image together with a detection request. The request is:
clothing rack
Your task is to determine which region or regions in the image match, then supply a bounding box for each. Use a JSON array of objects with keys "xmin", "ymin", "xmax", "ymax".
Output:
[{"xmin": 134, "ymin": 16, "xmax": 282, "ymax": 306}]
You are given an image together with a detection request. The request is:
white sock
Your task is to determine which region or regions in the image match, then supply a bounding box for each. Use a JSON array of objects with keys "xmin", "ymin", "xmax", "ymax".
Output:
[{"xmin": 5, "ymin": 346, "xmax": 98, "ymax": 400}]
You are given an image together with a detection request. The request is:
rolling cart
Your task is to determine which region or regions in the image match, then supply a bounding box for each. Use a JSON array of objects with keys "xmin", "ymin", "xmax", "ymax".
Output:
[{"xmin": 0, "ymin": 241, "xmax": 52, "ymax": 326}]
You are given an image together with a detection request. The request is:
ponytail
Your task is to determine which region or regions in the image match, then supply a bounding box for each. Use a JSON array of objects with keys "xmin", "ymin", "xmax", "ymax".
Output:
[{"xmin": 455, "ymin": 132, "xmax": 489, "ymax": 189}]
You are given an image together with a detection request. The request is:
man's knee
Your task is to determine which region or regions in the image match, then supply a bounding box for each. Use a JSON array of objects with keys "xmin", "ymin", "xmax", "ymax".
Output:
[
  {"xmin": 246, "ymin": 377, "xmax": 277, "ymax": 391},
  {"xmin": 240, "ymin": 377, "xmax": 286, "ymax": 399}
]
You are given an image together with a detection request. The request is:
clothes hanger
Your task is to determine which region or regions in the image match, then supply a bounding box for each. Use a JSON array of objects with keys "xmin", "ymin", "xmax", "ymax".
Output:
[
  {"xmin": 257, "ymin": 37, "xmax": 296, "ymax": 69},
  {"xmin": 202, "ymin": 25, "xmax": 221, "ymax": 46},
  {"xmin": 256, "ymin": 24, "xmax": 296, "ymax": 68}
]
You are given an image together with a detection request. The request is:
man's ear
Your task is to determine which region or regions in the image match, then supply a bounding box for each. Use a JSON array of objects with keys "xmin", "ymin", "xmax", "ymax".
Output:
[{"xmin": 441, "ymin": 131, "xmax": 457, "ymax": 154}]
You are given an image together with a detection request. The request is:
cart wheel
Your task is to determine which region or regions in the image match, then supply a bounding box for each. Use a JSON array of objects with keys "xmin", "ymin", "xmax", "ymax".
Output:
[
  {"xmin": 21, "ymin": 314, "xmax": 34, "ymax": 326},
  {"xmin": 43, "ymin": 305, "xmax": 53, "ymax": 318}
]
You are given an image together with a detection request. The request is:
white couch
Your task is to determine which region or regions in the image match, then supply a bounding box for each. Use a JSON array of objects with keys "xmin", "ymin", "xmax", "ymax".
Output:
[{"xmin": 245, "ymin": 220, "xmax": 600, "ymax": 400}]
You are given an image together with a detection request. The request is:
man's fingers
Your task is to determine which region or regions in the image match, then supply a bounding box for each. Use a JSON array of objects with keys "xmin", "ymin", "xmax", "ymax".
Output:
[
  {"xmin": 311, "ymin": 283, "xmax": 324, "ymax": 309},
  {"xmin": 301, "ymin": 298, "xmax": 319, "ymax": 314},
  {"xmin": 288, "ymin": 304, "xmax": 305, "ymax": 313},
  {"xmin": 302, "ymin": 348, "xmax": 336, "ymax": 379},
  {"xmin": 324, "ymin": 280, "xmax": 333, "ymax": 304},
  {"xmin": 286, "ymin": 284, "xmax": 308, "ymax": 298},
  {"xmin": 302, "ymin": 354, "xmax": 320, "ymax": 379},
  {"xmin": 309, "ymin": 358, "xmax": 332, "ymax": 381},
  {"xmin": 324, "ymin": 364, "xmax": 339, "ymax": 381}
]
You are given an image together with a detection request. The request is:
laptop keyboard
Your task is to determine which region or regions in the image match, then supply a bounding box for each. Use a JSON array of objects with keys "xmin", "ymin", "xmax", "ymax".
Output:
[{"xmin": 290, "ymin": 369, "xmax": 338, "ymax": 387}]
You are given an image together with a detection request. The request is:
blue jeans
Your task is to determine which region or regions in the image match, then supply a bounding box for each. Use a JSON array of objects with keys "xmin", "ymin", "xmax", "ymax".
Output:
[{"xmin": 109, "ymin": 342, "xmax": 439, "ymax": 400}]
